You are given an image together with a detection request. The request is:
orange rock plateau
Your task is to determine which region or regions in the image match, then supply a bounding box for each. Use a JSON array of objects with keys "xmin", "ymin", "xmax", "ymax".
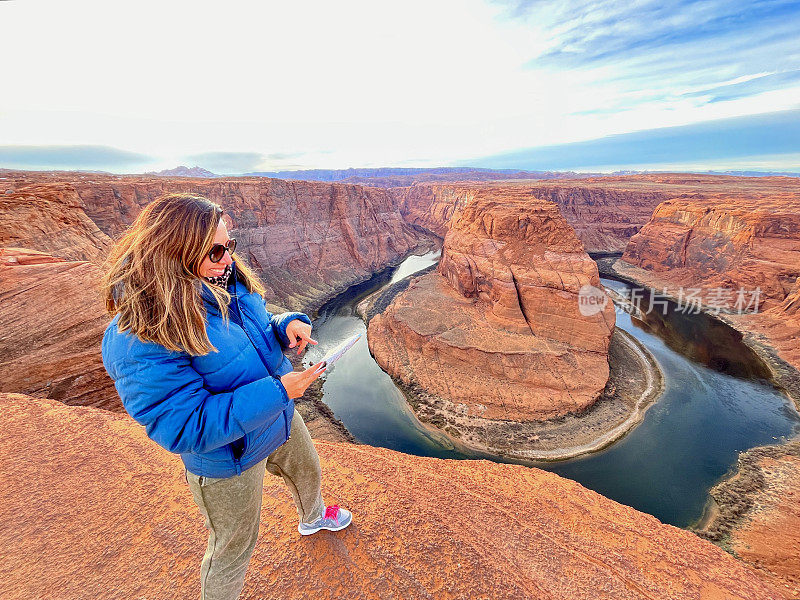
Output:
[
  {"xmin": 368, "ymin": 186, "xmax": 615, "ymax": 432},
  {"xmin": 0, "ymin": 392, "xmax": 789, "ymax": 600}
]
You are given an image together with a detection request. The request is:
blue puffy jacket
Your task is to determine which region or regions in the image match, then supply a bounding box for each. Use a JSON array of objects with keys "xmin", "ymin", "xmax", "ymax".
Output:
[{"xmin": 101, "ymin": 262, "xmax": 313, "ymax": 478}]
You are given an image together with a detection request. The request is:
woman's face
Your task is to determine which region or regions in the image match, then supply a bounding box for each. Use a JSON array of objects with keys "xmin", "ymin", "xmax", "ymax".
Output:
[{"xmin": 197, "ymin": 219, "xmax": 234, "ymax": 279}]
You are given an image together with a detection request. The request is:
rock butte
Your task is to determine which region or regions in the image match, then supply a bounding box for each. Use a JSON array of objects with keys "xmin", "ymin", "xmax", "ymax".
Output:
[
  {"xmin": 368, "ymin": 186, "xmax": 615, "ymax": 429},
  {"xmin": 0, "ymin": 393, "xmax": 788, "ymax": 600}
]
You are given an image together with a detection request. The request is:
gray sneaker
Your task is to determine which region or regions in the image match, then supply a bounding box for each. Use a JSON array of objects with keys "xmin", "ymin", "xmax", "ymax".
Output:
[{"xmin": 298, "ymin": 505, "xmax": 353, "ymax": 535}]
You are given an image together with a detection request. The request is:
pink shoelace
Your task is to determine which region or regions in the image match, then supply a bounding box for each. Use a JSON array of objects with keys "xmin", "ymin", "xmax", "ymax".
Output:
[{"xmin": 324, "ymin": 505, "xmax": 340, "ymax": 525}]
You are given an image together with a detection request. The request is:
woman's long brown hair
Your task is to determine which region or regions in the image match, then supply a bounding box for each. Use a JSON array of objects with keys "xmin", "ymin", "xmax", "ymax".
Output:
[{"xmin": 101, "ymin": 193, "xmax": 266, "ymax": 355}]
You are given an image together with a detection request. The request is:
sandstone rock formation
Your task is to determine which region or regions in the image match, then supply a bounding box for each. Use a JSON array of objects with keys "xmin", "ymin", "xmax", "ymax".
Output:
[
  {"xmin": 368, "ymin": 186, "xmax": 615, "ymax": 445},
  {"xmin": 1, "ymin": 170, "xmax": 435, "ymax": 313},
  {"xmin": 393, "ymin": 179, "xmax": 671, "ymax": 253},
  {"xmin": 621, "ymin": 195, "xmax": 800, "ymax": 312},
  {"xmin": 70, "ymin": 175, "xmax": 433, "ymax": 312},
  {"xmin": 0, "ymin": 248, "xmax": 117, "ymax": 409},
  {"xmin": 0, "ymin": 392, "xmax": 788, "ymax": 600},
  {"xmin": 609, "ymin": 182, "xmax": 800, "ymax": 386},
  {"xmin": 393, "ymin": 174, "xmax": 800, "ymax": 255},
  {"xmin": 0, "ymin": 181, "xmax": 111, "ymax": 264},
  {"xmin": 726, "ymin": 278, "xmax": 800, "ymax": 393}
]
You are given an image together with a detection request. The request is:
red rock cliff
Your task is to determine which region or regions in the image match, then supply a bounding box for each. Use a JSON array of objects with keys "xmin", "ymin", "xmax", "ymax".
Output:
[
  {"xmin": 0, "ymin": 248, "xmax": 116, "ymax": 409},
  {"xmin": 621, "ymin": 195, "xmax": 800, "ymax": 311},
  {"xmin": 3, "ymin": 170, "xmax": 433, "ymax": 312},
  {"xmin": 394, "ymin": 178, "xmax": 670, "ymax": 253},
  {"xmin": 0, "ymin": 392, "xmax": 788, "ymax": 600},
  {"xmin": 394, "ymin": 174, "xmax": 800, "ymax": 255},
  {"xmin": 0, "ymin": 181, "xmax": 111, "ymax": 263},
  {"xmin": 612, "ymin": 182, "xmax": 800, "ymax": 384},
  {"xmin": 369, "ymin": 186, "xmax": 615, "ymax": 430}
]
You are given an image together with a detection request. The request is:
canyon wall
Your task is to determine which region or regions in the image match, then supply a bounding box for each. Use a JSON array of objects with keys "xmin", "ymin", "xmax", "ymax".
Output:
[
  {"xmin": 3, "ymin": 170, "xmax": 433, "ymax": 312},
  {"xmin": 369, "ymin": 186, "xmax": 615, "ymax": 445},
  {"xmin": 393, "ymin": 174, "xmax": 800, "ymax": 255},
  {"xmin": 0, "ymin": 170, "xmax": 433, "ymax": 413},
  {"xmin": 0, "ymin": 248, "xmax": 118, "ymax": 409},
  {"xmin": 611, "ymin": 182, "xmax": 800, "ymax": 385},
  {"xmin": 393, "ymin": 178, "xmax": 672, "ymax": 253},
  {"xmin": 621, "ymin": 196, "xmax": 800, "ymax": 311},
  {"xmin": 0, "ymin": 392, "xmax": 788, "ymax": 600},
  {"xmin": 69, "ymin": 175, "xmax": 431, "ymax": 312},
  {"xmin": 0, "ymin": 181, "xmax": 111, "ymax": 263}
]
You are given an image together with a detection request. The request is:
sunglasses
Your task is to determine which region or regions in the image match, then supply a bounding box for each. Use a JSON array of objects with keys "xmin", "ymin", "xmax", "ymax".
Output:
[{"xmin": 208, "ymin": 238, "xmax": 237, "ymax": 263}]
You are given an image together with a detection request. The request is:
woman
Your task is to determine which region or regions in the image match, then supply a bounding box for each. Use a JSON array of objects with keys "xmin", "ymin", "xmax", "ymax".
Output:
[{"xmin": 100, "ymin": 192, "xmax": 352, "ymax": 600}]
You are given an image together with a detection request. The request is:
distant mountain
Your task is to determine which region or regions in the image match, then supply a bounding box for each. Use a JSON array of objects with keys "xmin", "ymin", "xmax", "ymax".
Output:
[
  {"xmin": 702, "ymin": 170, "xmax": 800, "ymax": 177},
  {"xmin": 139, "ymin": 165, "xmax": 800, "ymax": 185},
  {"xmin": 242, "ymin": 167, "xmax": 595, "ymax": 185},
  {"xmin": 147, "ymin": 165, "xmax": 219, "ymax": 178}
]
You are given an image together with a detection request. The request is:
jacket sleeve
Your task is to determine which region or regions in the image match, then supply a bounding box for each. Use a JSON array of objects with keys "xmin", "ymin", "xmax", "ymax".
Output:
[
  {"xmin": 269, "ymin": 310, "xmax": 313, "ymax": 350},
  {"xmin": 103, "ymin": 335, "xmax": 292, "ymax": 455}
]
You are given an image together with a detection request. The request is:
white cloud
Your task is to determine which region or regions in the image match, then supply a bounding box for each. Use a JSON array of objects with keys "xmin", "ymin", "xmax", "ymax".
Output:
[{"xmin": 0, "ymin": 0, "xmax": 797, "ymax": 171}]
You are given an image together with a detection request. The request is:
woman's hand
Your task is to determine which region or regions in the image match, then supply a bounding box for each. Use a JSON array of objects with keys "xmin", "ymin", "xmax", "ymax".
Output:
[
  {"xmin": 280, "ymin": 360, "xmax": 326, "ymax": 399},
  {"xmin": 285, "ymin": 319, "xmax": 318, "ymax": 355}
]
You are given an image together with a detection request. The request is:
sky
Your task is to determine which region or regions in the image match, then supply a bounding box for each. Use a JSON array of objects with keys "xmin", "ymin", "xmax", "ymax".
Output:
[{"xmin": 1, "ymin": 0, "xmax": 799, "ymax": 173}]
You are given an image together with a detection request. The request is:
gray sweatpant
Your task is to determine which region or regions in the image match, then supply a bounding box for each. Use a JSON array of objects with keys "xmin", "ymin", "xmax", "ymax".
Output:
[{"xmin": 185, "ymin": 408, "xmax": 326, "ymax": 600}]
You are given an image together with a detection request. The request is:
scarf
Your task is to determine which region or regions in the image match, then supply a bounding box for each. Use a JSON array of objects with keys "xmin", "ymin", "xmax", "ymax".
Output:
[{"xmin": 204, "ymin": 264, "xmax": 232, "ymax": 288}]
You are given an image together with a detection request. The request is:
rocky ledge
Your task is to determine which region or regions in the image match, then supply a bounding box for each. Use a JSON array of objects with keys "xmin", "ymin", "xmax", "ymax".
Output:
[
  {"xmin": 693, "ymin": 440, "xmax": 800, "ymax": 597},
  {"xmin": 0, "ymin": 392, "xmax": 788, "ymax": 600}
]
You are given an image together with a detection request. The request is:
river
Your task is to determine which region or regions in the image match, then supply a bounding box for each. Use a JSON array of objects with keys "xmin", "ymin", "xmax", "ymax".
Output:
[{"xmin": 301, "ymin": 251, "xmax": 800, "ymax": 528}]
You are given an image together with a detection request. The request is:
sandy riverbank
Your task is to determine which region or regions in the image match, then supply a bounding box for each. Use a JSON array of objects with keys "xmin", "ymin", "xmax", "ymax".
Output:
[{"xmin": 690, "ymin": 439, "xmax": 800, "ymax": 597}]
